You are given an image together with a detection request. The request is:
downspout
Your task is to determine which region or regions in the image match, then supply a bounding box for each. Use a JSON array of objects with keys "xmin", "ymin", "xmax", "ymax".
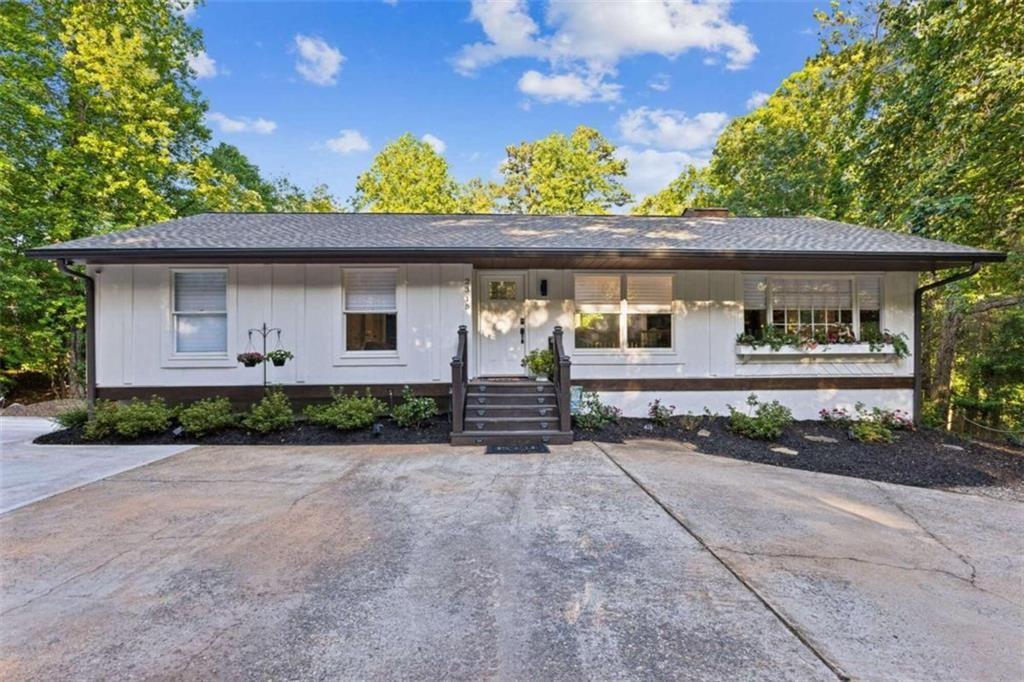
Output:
[
  {"xmin": 56, "ymin": 259, "xmax": 96, "ymax": 409},
  {"xmin": 913, "ymin": 262, "xmax": 981, "ymax": 425}
]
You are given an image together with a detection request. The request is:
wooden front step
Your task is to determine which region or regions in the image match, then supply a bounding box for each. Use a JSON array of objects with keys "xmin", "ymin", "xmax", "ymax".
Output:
[
  {"xmin": 451, "ymin": 430, "xmax": 574, "ymax": 446},
  {"xmin": 467, "ymin": 404, "xmax": 557, "ymax": 418},
  {"xmin": 468, "ymin": 380, "xmax": 555, "ymax": 394},
  {"xmin": 467, "ymin": 392, "xmax": 556, "ymax": 406},
  {"xmin": 465, "ymin": 416, "xmax": 560, "ymax": 432}
]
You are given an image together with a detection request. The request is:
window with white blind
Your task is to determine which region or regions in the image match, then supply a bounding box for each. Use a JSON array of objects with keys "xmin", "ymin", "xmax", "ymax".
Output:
[
  {"xmin": 574, "ymin": 273, "xmax": 673, "ymax": 351},
  {"xmin": 344, "ymin": 269, "xmax": 398, "ymax": 352},
  {"xmin": 172, "ymin": 270, "xmax": 228, "ymax": 354},
  {"xmin": 742, "ymin": 274, "xmax": 882, "ymax": 339}
]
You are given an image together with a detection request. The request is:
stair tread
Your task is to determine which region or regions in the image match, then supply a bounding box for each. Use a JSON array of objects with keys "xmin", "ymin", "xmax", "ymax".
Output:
[
  {"xmin": 466, "ymin": 413, "xmax": 561, "ymax": 419},
  {"xmin": 467, "ymin": 391, "xmax": 556, "ymax": 397},
  {"xmin": 454, "ymin": 429, "xmax": 573, "ymax": 437}
]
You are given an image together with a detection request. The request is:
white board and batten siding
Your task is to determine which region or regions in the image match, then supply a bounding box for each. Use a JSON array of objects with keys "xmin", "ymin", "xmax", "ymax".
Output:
[
  {"xmin": 93, "ymin": 264, "xmax": 473, "ymax": 389},
  {"xmin": 92, "ymin": 264, "xmax": 915, "ymax": 419}
]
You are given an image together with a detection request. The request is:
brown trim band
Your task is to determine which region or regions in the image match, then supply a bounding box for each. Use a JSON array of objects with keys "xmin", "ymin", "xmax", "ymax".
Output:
[
  {"xmin": 96, "ymin": 383, "xmax": 451, "ymax": 407},
  {"xmin": 576, "ymin": 377, "xmax": 914, "ymax": 391}
]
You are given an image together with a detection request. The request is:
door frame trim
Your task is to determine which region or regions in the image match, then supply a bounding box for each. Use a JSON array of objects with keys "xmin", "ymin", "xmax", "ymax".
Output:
[{"xmin": 474, "ymin": 269, "xmax": 529, "ymax": 378}]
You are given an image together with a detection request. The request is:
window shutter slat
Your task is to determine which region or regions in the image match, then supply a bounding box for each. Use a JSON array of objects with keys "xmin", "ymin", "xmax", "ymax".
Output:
[
  {"xmin": 743, "ymin": 276, "xmax": 766, "ymax": 310},
  {"xmin": 174, "ymin": 271, "xmax": 226, "ymax": 312},
  {"xmin": 574, "ymin": 275, "xmax": 620, "ymax": 305},
  {"xmin": 346, "ymin": 270, "xmax": 397, "ymax": 311},
  {"xmin": 626, "ymin": 275, "xmax": 672, "ymax": 305},
  {"xmin": 857, "ymin": 277, "xmax": 881, "ymax": 311},
  {"xmin": 771, "ymin": 278, "xmax": 852, "ymax": 309}
]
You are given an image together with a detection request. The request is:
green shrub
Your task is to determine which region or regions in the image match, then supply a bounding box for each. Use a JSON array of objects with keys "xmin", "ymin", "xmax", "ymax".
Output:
[
  {"xmin": 573, "ymin": 391, "xmax": 622, "ymax": 431},
  {"xmin": 241, "ymin": 390, "xmax": 294, "ymax": 433},
  {"xmin": 391, "ymin": 386, "xmax": 438, "ymax": 428},
  {"xmin": 521, "ymin": 348, "xmax": 554, "ymax": 378},
  {"xmin": 178, "ymin": 397, "xmax": 237, "ymax": 436},
  {"xmin": 305, "ymin": 390, "xmax": 387, "ymax": 430},
  {"xmin": 54, "ymin": 406, "xmax": 89, "ymax": 429},
  {"xmin": 728, "ymin": 394, "xmax": 793, "ymax": 440},
  {"xmin": 849, "ymin": 419, "xmax": 895, "ymax": 443},
  {"xmin": 647, "ymin": 399, "xmax": 675, "ymax": 427},
  {"xmin": 83, "ymin": 397, "xmax": 173, "ymax": 440},
  {"xmin": 845, "ymin": 403, "xmax": 912, "ymax": 443}
]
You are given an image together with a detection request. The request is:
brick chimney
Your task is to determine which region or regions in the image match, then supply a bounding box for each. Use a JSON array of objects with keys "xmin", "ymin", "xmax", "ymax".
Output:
[{"xmin": 683, "ymin": 207, "xmax": 731, "ymax": 218}]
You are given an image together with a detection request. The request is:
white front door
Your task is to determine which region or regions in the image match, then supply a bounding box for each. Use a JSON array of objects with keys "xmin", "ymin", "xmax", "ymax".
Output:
[{"xmin": 477, "ymin": 272, "xmax": 526, "ymax": 376}]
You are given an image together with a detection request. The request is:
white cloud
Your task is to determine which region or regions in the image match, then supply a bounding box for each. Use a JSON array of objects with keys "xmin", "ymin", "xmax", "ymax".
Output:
[
  {"xmin": 188, "ymin": 50, "xmax": 218, "ymax": 79},
  {"xmin": 618, "ymin": 107, "xmax": 728, "ymax": 151},
  {"xmin": 454, "ymin": 0, "xmax": 757, "ymax": 103},
  {"xmin": 648, "ymin": 73, "xmax": 671, "ymax": 92},
  {"xmin": 206, "ymin": 112, "xmax": 277, "ymax": 134},
  {"xmin": 421, "ymin": 134, "xmax": 447, "ymax": 154},
  {"xmin": 517, "ymin": 70, "xmax": 620, "ymax": 104},
  {"xmin": 616, "ymin": 146, "xmax": 708, "ymax": 199},
  {"xmin": 746, "ymin": 90, "xmax": 770, "ymax": 110},
  {"xmin": 326, "ymin": 129, "xmax": 370, "ymax": 154},
  {"xmin": 294, "ymin": 35, "xmax": 345, "ymax": 86}
]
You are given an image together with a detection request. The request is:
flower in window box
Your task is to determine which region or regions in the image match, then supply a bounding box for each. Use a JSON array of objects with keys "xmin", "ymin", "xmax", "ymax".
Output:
[
  {"xmin": 237, "ymin": 352, "xmax": 264, "ymax": 367},
  {"xmin": 266, "ymin": 350, "xmax": 294, "ymax": 367}
]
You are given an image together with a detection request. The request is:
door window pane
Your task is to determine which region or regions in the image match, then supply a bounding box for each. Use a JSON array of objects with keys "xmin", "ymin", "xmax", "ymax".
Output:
[
  {"xmin": 346, "ymin": 313, "xmax": 397, "ymax": 351},
  {"xmin": 574, "ymin": 313, "xmax": 620, "ymax": 349},
  {"xmin": 627, "ymin": 313, "xmax": 671, "ymax": 348},
  {"xmin": 488, "ymin": 280, "xmax": 517, "ymax": 301}
]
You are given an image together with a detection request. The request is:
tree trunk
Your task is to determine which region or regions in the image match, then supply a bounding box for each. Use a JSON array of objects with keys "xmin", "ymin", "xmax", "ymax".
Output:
[{"xmin": 929, "ymin": 295, "xmax": 962, "ymax": 422}]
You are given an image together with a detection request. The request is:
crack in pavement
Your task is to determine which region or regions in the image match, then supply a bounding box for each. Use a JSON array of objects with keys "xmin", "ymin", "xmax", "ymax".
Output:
[
  {"xmin": 592, "ymin": 441, "xmax": 849, "ymax": 681},
  {"xmin": 712, "ymin": 545, "xmax": 1021, "ymax": 609},
  {"xmin": 867, "ymin": 480, "xmax": 979, "ymax": 585}
]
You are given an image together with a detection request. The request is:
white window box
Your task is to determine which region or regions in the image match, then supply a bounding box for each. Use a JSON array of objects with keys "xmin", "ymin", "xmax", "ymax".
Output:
[{"xmin": 735, "ymin": 343, "xmax": 898, "ymax": 358}]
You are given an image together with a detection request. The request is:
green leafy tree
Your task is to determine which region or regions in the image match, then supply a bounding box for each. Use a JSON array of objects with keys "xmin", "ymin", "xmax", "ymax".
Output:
[
  {"xmin": 1, "ymin": 0, "xmax": 209, "ymax": 392},
  {"xmin": 274, "ymin": 181, "xmax": 341, "ymax": 212},
  {"xmin": 351, "ymin": 133, "xmax": 458, "ymax": 212},
  {"xmin": 455, "ymin": 178, "xmax": 503, "ymax": 214},
  {"xmin": 631, "ymin": 165, "xmax": 718, "ymax": 216},
  {"xmin": 501, "ymin": 125, "xmax": 631, "ymax": 214},
  {"xmin": 205, "ymin": 143, "xmax": 279, "ymax": 210}
]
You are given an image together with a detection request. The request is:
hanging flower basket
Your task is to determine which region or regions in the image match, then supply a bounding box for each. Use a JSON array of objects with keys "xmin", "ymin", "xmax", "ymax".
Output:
[
  {"xmin": 237, "ymin": 352, "xmax": 264, "ymax": 367},
  {"xmin": 266, "ymin": 350, "xmax": 294, "ymax": 367}
]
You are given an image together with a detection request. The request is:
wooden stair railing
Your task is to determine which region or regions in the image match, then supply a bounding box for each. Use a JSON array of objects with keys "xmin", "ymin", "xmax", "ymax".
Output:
[
  {"xmin": 548, "ymin": 326, "xmax": 572, "ymax": 433},
  {"xmin": 450, "ymin": 325, "xmax": 468, "ymax": 434}
]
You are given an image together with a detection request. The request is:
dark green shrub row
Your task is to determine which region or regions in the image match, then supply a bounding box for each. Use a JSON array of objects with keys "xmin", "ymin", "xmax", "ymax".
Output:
[{"xmin": 56, "ymin": 387, "xmax": 440, "ymax": 440}]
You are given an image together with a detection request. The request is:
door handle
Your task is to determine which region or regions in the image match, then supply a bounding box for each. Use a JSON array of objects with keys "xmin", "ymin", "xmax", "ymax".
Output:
[{"xmin": 520, "ymin": 318, "xmax": 526, "ymax": 344}]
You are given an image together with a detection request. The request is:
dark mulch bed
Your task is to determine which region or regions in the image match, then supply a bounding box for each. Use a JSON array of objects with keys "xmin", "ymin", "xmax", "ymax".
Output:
[
  {"xmin": 36, "ymin": 415, "xmax": 451, "ymax": 446},
  {"xmin": 576, "ymin": 417, "xmax": 1024, "ymax": 491}
]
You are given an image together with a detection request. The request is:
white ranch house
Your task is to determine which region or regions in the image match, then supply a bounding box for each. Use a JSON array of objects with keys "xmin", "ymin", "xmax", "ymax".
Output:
[{"xmin": 30, "ymin": 210, "xmax": 1004, "ymax": 445}]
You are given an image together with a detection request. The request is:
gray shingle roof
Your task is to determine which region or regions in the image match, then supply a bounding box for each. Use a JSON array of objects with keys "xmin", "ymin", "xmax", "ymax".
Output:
[{"xmin": 28, "ymin": 212, "xmax": 1003, "ymax": 264}]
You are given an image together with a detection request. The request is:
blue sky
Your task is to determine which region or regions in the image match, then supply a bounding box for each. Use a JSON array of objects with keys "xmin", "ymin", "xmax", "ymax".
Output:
[{"xmin": 188, "ymin": 0, "xmax": 823, "ymax": 207}]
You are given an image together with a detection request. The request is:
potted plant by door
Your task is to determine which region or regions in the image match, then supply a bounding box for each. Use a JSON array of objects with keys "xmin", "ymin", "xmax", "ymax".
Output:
[
  {"xmin": 266, "ymin": 350, "xmax": 294, "ymax": 367},
  {"xmin": 521, "ymin": 349, "xmax": 554, "ymax": 381},
  {"xmin": 237, "ymin": 352, "xmax": 264, "ymax": 367}
]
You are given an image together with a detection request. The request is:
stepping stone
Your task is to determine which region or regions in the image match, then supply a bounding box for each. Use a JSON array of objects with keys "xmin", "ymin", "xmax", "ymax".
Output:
[
  {"xmin": 697, "ymin": 429, "xmax": 711, "ymax": 437},
  {"xmin": 770, "ymin": 446, "xmax": 799, "ymax": 456},
  {"xmin": 804, "ymin": 434, "xmax": 839, "ymax": 444},
  {"xmin": 940, "ymin": 443, "xmax": 965, "ymax": 451}
]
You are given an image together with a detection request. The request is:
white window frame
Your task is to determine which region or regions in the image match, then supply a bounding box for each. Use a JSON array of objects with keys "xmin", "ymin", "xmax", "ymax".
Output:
[
  {"xmin": 162, "ymin": 267, "xmax": 236, "ymax": 368},
  {"xmin": 572, "ymin": 272, "xmax": 675, "ymax": 355},
  {"xmin": 745, "ymin": 273, "xmax": 885, "ymax": 339},
  {"xmin": 333, "ymin": 266, "xmax": 407, "ymax": 366}
]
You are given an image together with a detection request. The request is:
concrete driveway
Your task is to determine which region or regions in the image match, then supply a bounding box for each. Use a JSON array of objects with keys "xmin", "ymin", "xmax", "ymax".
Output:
[
  {"xmin": 0, "ymin": 417, "xmax": 193, "ymax": 514},
  {"xmin": 1, "ymin": 440, "xmax": 1021, "ymax": 680}
]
